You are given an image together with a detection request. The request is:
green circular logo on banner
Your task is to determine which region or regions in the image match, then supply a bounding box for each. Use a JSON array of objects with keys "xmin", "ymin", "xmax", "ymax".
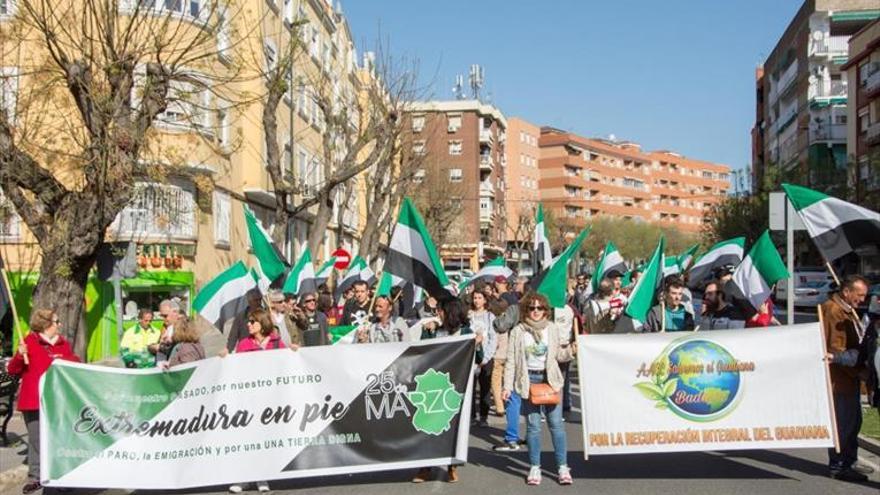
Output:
[{"xmin": 406, "ymin": 369, "xmax": 463, "ymax": 435}]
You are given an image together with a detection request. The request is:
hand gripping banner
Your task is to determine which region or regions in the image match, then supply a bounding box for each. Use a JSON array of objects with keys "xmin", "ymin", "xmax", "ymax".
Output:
[{"xmin": 40, "ymin": 336, "xmax": 475, "ymax": 489}]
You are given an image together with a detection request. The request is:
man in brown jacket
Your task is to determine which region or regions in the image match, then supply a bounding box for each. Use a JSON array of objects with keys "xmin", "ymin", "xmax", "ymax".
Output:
[{"xmin": 821, "ymin": 275, "xmax": 870, "ymax": 482}]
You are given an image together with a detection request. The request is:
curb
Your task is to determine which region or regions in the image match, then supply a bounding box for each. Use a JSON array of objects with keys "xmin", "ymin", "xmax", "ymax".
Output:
[{"xmin": 859, "ymin": 434, "xmax": 880, "ymax": 456}]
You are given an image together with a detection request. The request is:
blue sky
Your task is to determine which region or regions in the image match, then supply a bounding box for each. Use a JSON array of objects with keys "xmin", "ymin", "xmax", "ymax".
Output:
[{"xmin": 344, "ymin": 0, "xmax": 803, "ymax": 184}]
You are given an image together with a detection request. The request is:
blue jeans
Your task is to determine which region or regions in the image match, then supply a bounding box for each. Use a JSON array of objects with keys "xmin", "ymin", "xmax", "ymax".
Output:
[
  {"xmin": 525, "ymin": 371, "xmax": 567, "ymax": 468},
  {"xmin": 504, "ymin": 389, "xmax": 522, "ymax": 443}
]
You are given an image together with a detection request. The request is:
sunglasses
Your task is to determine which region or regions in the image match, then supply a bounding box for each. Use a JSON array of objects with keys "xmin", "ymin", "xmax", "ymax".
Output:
[
  {"xmin": 52, "ymin": 319, "xmax": 61, "ymax": 324},
  {"xmin": 528, "ymin": 305, "xmax": 547, "ymax": 311},
  {"xmin": 302, "ymin": 299, "xmax": 316, "ymax": 303},
  {"xmin": 247, "ymin": 319, "xmax": 257, "ymax": 324}
]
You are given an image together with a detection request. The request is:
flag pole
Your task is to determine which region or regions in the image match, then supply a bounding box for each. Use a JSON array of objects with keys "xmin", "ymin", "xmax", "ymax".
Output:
[
  {"xmin": 660, "ymin": 299, "xmax": 666, "ymax": 333},
  {"xmin": 824, "ymin": 259, "xmax": 841, "ymax": 287},
  {"xmin": 817, "ymin": 302, "xmax": 841, "ymax": 455}
]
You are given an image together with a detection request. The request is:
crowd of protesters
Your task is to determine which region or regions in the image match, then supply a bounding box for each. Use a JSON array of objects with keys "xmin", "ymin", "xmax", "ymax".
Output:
[{"xmin": 4, "ymin": 256, "xmax": 879, "ymax": 492}]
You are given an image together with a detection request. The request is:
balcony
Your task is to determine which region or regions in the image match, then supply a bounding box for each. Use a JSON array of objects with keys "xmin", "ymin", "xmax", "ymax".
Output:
[
  {"xmin": 479, "ymin": 154, "xmax": 494, "ymax": 171},
  {"xmin": 479, "ymin": 208, "xmax": 493, "ymax": 222},
  {"xmin": 810, "ymin": 124, "xmax": 846, "ymax": 142},
  {"xmin": 771, "ymin": 61, "xmax": 799, "ymax": 102},
  {"xmin": 779, "ymin": 134, "xmax": 799, "ymax": 165},
  {"xmin": 865, "ymin": 68, "xmax": 880, "ymax": 96},
  {"xmin": 479, "ymin": 180, "xmax": 495, "ymax": 197},
  {"xmin": 866, "ymin": 122, "xmax": 880, "ymax": 146},
  {"xmin": 775, "ymin": 106, "xmax": 798, "ymax": 134},
  {"xmin": 809, "ymin": 35, "xmax": 849, "ymax": 58},
  {"xmin": 809, "ymin": 79, "xmax": 847, "ymax": 101},
  {"xmin": 479, "ymin": 129, "xmax": 493, "ymax": 144}
]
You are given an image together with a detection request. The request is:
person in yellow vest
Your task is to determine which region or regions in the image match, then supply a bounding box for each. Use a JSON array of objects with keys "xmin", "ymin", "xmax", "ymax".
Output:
[{"xmin": 120, "ymin": 309, "xmax": 161, "ymax": 368}]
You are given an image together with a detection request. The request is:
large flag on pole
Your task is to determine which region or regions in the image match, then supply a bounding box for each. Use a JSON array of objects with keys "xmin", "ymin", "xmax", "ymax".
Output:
[
  {"xmin": 384, "ymin": 198, "xmax": 452, "ymax": 300},
  {"xmin": 193, "ymin": 261, "xmax": 258, "ymax": 331},
  {"xmin": 282, "ymin": 250, "xmax": 317, "ymax": 296},
  {"xmin": 677, "ymin": 244, "xmax": 700, "ymax": 272},
  {"xmin": 244, "ymin": 205, "xmax": 288, "ymax": 284},
  {"xmin": 459, "ymin": 257, "xmax": 513, "ymax": 290},
  {"xmin": 782, "ymin": 183, "xmax": 880, "ymax": 262},
  {"xmin": 591, "ymin": 241, "xmax": 627, "ymax": 293},
  {"xmin": 725, "ymin": 230, "xmax": 789, "ymax": 318},
  {"xmin": 534, "ymin": 204, "xmax": 553, "ymax": 272},
  {"xmin": 334, "ymin": 256, "xmax": 374, "ymax": 301},
  {"xmin": 315, "ymin": 257, "xmax": 336, "ymax": 288},
  {"xmin": 687, "ymin": 237, "xmax": 745, "ymax": 290},
  {"xmin": 531, "ymin": 227, "xmax": 591, "ymax": 308},
  {"xmin": 616, "ymin": 236, "xmax": 665, "ymax": 333}
]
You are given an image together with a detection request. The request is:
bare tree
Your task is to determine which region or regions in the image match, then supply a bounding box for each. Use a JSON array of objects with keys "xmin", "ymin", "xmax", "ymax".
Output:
[
  {"xmin": 0, "ymin": 1, "xmax": 245, "ymax": 354},
  {"xmin": 510, "ymin": 202, "xmax": 537, "ymax": 271},
  {"xmin": 413, "ymin": 166, "xmax": 465, "ymax": 252}
]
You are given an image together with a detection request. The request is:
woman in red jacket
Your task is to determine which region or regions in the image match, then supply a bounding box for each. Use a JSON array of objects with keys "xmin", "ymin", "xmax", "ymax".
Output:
[{"xmin": 7, "ymin": 308, "xmax": 80, "ymax": 494}]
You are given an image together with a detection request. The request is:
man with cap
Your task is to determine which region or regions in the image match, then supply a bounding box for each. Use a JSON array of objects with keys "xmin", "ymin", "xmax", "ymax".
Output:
[
  {"xmin": 495, "ymin": 276, "xmax": 519, "ymax": 306},
  {"xmin": 291, "ymin": 291, "xmax": 330, "ymax": 346}
]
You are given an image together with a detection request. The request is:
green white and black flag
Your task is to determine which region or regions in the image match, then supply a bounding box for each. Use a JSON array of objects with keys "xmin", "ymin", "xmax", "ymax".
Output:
[
  {"xmin": 687, "ymin": 237, "xmax": 745, "ymax": 290},
  {"xmin": 591, "ymin": 241, "xmax": 627, "ymax": 293},
  {"xmin": 282, "ymin": 250, "xmax": 318, "ymax": 296},
  {"xmin": 782, "ymin": 183, "xmax": 880, "ymax": 262},
  {"xmin": 534, "ymin": 204, "xmax": 553, "ymax": 272},
  {"xmin": 459, "ymin": 257, "xmax": 513, "ymax": 290},
  {"xmin": 334, "ymin": 256, "xmax": 375, "ymax": 302},
  {"xmin": 615, "ymin": 236, "xmax": 665, "ymax": 333},
  {"xmin": 244, "ymin": 205, "xmax": 288, "ymax": 287},
  {"xmin": 315, "ymin": 257, "xmax": 337, "ymax": 288},
  {"xmin": 40, "ymin": 337, "xmax": 476, "ymax": 489},
  {"xmin": 193, "ymin": 261, "xmax": 258, "ymax": 330},
  {"xmin": 384, "ymin": 198, "xmax": 452, "ymax": 299},
  {"xmin": 530, "ymin": 227, "xmax": 591, "ymax": 308},
  {"xmin": 725, "ymin": 230, "xmax": 789, "ymax": 318}
]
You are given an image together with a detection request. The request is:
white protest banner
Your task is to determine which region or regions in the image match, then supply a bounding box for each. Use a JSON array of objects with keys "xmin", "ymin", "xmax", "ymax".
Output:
[
  {"xmin": 40, "ymin": 336, "xmax": 475, "ymax": 489},
  {"xmin": 578, "ymin": 324, "xmax": 836, "ymax": 456}
]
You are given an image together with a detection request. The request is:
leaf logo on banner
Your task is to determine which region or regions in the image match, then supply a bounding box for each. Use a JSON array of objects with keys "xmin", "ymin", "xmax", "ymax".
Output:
[
  {"xmin": 406, "ymin": 369, "xmax": 463, "ymax": 435},
  {"xmin": 633, "ymin": 338, "xmax": 749, "ymax": 422}
]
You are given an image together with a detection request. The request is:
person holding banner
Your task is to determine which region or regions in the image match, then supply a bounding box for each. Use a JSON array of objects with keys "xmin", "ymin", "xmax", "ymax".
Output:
[
  {"xmin": 356, "ymin": 296, "xmax": 409, "ymax": 344},
  {"xmin": 167, "ymin": 318, "xmax": 206, "ymax": 367},
  {"xmin": 7, "ymin": 309, "xmax": 80, "ymax": 495},
  {"xmin": 502, "ymin": 292, "xmax": 574, "ymax": 486},
  {"xmin": 469, "ymin": 291, "xmax": 497, "ymax": 427},
  {"xmin": 821, "ymin": 275, "xmax": 871, "ymax": 483}
]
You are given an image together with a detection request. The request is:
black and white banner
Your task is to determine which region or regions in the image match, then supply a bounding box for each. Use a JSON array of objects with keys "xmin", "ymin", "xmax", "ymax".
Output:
[{"xmin": 40, "ymin": 336, "xmax": 475, "ymax": 489}]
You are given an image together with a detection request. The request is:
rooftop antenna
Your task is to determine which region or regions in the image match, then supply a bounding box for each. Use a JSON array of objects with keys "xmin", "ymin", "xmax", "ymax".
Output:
[
  {"xmin": 452, "ymin": 74, "xmax": 465, "ymax": 100},
  {"xmin": 469, "ymin": 64, "xmax": 484, "ymax": 100}
]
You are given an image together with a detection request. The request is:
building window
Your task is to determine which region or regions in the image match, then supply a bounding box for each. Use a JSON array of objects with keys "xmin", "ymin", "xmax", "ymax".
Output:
[
  {"xmin": 213, "ymin": 190, "xmax": 231, "ymax": 246},
  {"xmin": 448, "ymin": 168, "xmax": 463, "ymax": 182},
  {"xmin": 413, "ymin": 168, "xmax": 426, "ymax": 184},
  {"xmin": 264, "ymin": 38, "xmax": 277, "ymax": 73},
  {"xmin": 702, "ymin": 171, "xmax": 714, "ymax": 179},
  {"xmin": 0, "ymin": 0, "xmax": 16, "ymax": 17},
  {"xmin": 109, "ymin": 181, "xmax": 198, "ymax": 240},
  {"xmin": 448, "ymin": 140, "xmax": 462, "ymax": 155},
  {"xmin": 216, "ymin": 6, "xmax": 231, "ymax": 60},
  {"xmin": 447, "ymin": 114, "xmax": 461, "ymax": 133},
  {"xmin": 122, "ymin": 0, "xmax": 207, "ymax": 22},
  {"xmin": 152, "ymin": 73, "xmax": 212, "ymax": 131},
  {"xmin": 0, "ymin": 66, "xmax": 18, "ymax": 124},
  {"xmin": 411, "ymin": 114, "xmax": 425, "ymax": 132},
  {"xmin": 0, "ymin": 188, "xmax": 20, "ymax": 241},
  {"xmin": 412, "ymin": 140, "xmax": 426, "ymax": 156},
  {"xmin": 216, "ymin": 102, "xmax": 231, "ymax": 149}
]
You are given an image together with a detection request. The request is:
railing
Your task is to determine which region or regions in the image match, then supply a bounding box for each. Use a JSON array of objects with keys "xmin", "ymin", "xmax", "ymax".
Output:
[
  {"xmin": 479, "ymin": 129, "xmax": 493, "ymax": 143},
  {"xmin": 779, "ymin": 134, "xmax": 799, "ymax": 164},
  {"xmin": 865, "ymin": 69, "xmax": 880, "ymax": 95},
  {"xmin": 479, "ymin": 154, "xmax": 494, "ymax": 170},
  {"xmin": 110, "ymin": 182, "xmax": 197, "ymax": 240},
  {"xmin": 810, "ymin": 124, "xmax": 847, "ymax": 142},
  {"xmin": 809, "ymin": 36, "xmax": 849, "ymax": 57},
  {"xmin": 809, "ymin": 79, "xmax": 847, "ymax": 99},
  {"xmin": 773, "ymin": 61, "xmax": 799, "ymax": 101},
  {"xmin": 479, "ymin": 181, "xmax": 495, "ymax": 196}
]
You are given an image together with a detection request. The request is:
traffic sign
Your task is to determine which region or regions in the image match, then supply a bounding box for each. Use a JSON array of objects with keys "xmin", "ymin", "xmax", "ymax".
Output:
[{"xmin": 332, "ymin": 248, "xmax": 351, "ymax": 270}]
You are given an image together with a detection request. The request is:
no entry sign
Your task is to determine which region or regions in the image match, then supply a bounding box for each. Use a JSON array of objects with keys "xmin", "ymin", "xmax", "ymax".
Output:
[{"xmin": 332, "ymin": 248, "xmax": 351, "ymax": 270}]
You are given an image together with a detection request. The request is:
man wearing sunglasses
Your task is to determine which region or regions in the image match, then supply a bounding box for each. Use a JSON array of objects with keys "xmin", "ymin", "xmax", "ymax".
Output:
[{"xmin": 291, "ymin": 292, "xmax": 330, "ymax": 346}]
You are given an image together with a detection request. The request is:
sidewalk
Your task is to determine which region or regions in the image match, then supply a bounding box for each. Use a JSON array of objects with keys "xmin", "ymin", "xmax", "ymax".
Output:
[{"xmin": 0, "ymin": 410, "xmax": 28, "ymax": 493}]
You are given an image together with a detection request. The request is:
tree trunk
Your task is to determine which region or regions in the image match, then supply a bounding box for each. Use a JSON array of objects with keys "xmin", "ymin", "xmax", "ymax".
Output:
[
  {"xmin": 307, "ymin": 190, "xmax": 335, "ymax": 259},
  {"xmin": 32, "ymin": 256, "xmax": 92, "ymax": 358}
]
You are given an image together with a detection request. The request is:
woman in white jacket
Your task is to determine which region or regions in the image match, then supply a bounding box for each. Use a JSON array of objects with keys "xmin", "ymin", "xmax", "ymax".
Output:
[{"xmin": 469, "ymin": 291, "xmax": 497, "ymax": 426}]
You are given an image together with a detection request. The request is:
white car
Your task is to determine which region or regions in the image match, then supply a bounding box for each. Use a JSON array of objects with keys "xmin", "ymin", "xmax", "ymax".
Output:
[{"xmin": 792, "ymin": 281, "xmax": 834, "ymax": 308}]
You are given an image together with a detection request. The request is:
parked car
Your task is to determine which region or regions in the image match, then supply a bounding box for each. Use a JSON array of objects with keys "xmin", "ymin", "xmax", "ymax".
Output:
[
  {"xmin": 775, "ymin": 269, "xmax": 834, "ymax": 302},
  {"xmin": 792, "ymin": 281, "xmax": 835, "ymax": 308}
]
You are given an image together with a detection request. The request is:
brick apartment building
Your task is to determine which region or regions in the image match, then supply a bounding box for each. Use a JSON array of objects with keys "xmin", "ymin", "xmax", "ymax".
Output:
[
  {"xmin": 534, "ymin": 126, "xmax": 730, "ymax": 233},
  {"xmin": 406, "ymin": 100, "xmax": 508, "ymax": 271},
  {"xmin": 751, "ymin": 0, "xmax": 879, "ymax": 193},
  {"xmin": 843, "ymin": 18, "xmax": 880, "ymax": 210},
  {"xmin": 505, "ymin": 117, "xmax": 542, "ymax": 270}
]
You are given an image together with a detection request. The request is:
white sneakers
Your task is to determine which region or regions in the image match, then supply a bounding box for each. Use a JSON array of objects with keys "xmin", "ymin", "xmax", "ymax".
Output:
[
  {"xmin": 558, "ymin": 465, "xmax": 573, "ymax": 485},
  {"xmin": 527, "ymin": 466, "xmax": 542, "ymax": 485},
  {"xmin": 228, "ymin": 485, "xmax": 243, "ymax": 494}
]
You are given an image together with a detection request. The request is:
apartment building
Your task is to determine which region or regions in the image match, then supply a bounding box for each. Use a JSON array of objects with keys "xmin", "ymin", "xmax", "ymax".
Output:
[
  {"xmin": 752, "ymin": 0, "xmax": 879, "ymax": 193},
  {"xmin": 536, "ymin": 127, "xmax": 729, "ymax": 233},
  {"xmin": 504, "ymin": 117, "xmax": 542, "ymax": 270},
  {"xmin": 843, "ymin": 18, "xmax": 880, "ymax": 210},
  {"xmin": 406, "ymin": 100, "xmax": 507, "ymax": 271},
  {"xmin": 0, "ymin": 0, "xmax": 373, "ymax": 361}
]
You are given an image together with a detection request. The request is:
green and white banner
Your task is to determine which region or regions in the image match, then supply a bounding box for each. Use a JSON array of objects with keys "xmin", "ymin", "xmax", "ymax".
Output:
[
  {"xmin": 578, "ymin": 324, "xmax": 835, "ymax": 456},
  {"xmin": 40, "ymin": 337, "xmax": 476, "ymax": 489}
]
